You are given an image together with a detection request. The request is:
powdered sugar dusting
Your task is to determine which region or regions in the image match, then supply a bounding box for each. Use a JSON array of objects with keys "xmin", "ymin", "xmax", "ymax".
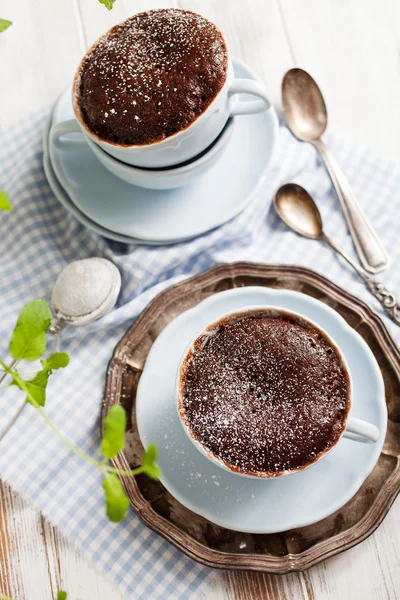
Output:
[
  {"xmin": 77, "ymin": 9, "xmax": 228, "ymax": 145},
  {"xmin": 179, "ymin": 311, "xmax": 350, "ymax": 477}
]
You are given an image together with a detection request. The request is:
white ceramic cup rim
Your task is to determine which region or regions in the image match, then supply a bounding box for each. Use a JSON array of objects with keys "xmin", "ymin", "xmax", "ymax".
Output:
[{"xmin": 176, "ymin": 305, "xmax": 380, "ymax": 479}]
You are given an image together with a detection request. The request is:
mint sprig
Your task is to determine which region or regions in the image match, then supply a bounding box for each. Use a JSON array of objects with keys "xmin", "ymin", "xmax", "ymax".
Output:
[
  {"xmin": 0, "ymin": 19, "xmax": 12, "ymax": 33},
  {"xmin": 41, "ymin": 352, "xmax": 70, "ymax": 371},
  {"xmin": 98, "ymin": 0, "xmax": 116, "ymax": 10},
  {"xmin": 142, "ymin": 444, "xmax": 161, "ymax": 479},
  {"xmin": 101, "ymin": 404, "xmax": 126, "ymax": 459},
  {"xmin": 103, "ymin": 473, "xmax": 130, "ymax": 522},
  {"xmin": 0, "ymin": 191, "xmax": 12, "ymax": 211},
  {"xmin": 23, "ymin": 369, "xmax": 52, "ymax": 407},
  {"xmin": 12, "ymin": 352, "xmax": 70, "ymax": 406},
  {"xmin": 9, "ymin": 299, "xmax": 52, "ymax": 361},
  {"xmin": 0, "ymin": 299, "xmax": 160, "ymax": 525},
  {"xmin": 100, "ymin": 406, "xmax": 160, "ymax": 519}
]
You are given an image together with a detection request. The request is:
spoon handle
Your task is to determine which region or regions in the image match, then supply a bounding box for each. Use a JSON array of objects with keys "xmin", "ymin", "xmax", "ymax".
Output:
[
  {"xmin": 314, "ymin": 139, "xmax": 389, "ymax": 274},
  {"xmin": 48, "ymin": 318, "xmax": 67, "ymax": 336},
  {"xmin": 323, "ymin": 234, "xmax": 400, "ymax": 325},
  {"xmin": 361, "ymin": 276, "xmax": 400, "ymax": 325}
]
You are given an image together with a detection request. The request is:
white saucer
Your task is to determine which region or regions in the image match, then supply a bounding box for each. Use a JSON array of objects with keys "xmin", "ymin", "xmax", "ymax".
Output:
[
  {"xmin": 136, "ymin": 287, "xmax": 387, "ymax": 533},
  {"xmin": 43, "ymin": 115, "xmax": 147, "ymax": 245},
  {"xmin": 47, "ymin": 58, "xmax": 279, "ymax": 244}
]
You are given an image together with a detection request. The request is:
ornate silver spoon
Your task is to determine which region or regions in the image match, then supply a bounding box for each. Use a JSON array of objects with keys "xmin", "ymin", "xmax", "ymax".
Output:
[
  {"xmin": 274, "ymin": 183, "xmax": 400, "ymax": 325},
  {"xmin": 282, "ymin": 68, "xmax": 389, "ymax": 274}
]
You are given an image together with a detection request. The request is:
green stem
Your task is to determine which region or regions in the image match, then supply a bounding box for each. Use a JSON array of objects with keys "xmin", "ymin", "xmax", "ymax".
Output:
[
  {"xmin": 106, "ymin": 465, "xmax": 145, "ymax": 477},
  {"xmin": 36, "ymin": 407, "xmax": 146, "ymax": 479},
  {"xmin": 34, "ymin": 406, "xmax": 144, "ymax": 477},
  {"xmin": 35, "ymin": 403, "xmax": 102, "ymax": 469},
  {"xmin": 0, "ymin": 358, "xmax": 18, "ymax": 384},
  {"xmin": 0, "ymin": 362, "xmax": 100, "ymax": 468},
  {"xmin": 0, "ymin": 361, "xmax": 146, "ymax": 480}
]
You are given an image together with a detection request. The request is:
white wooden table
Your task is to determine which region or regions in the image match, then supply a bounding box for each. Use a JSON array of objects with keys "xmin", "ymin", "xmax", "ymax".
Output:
[{"xmin": 1, "ymin": 1, "xmax": 400, "ymax": 598}]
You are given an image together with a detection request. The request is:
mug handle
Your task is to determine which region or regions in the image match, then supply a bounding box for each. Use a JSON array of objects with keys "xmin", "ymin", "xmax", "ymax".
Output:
[
  {"xmin": 49, "ymin": 119, "xmax": 83, "ymax": 149},
  {"xmin": 344, "ymin": 416, "xmax": 379, "ymax": 442},
  {"xmin": 228, "ymin": 79, "xmax": 271, "ymax": 116}
]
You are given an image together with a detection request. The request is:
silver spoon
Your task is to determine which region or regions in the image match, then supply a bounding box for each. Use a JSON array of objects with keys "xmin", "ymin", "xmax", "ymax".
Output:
[
  {"xmin": 0, "ymin": 258, "xmax": 121, "ymax": 441},
  {"xmin": 282, "ymin": 68, "xmax": 389, "ymax": 274},
  {"xmin": 274, "ymin": 183, "xmax": 400, "ymax": 325}
]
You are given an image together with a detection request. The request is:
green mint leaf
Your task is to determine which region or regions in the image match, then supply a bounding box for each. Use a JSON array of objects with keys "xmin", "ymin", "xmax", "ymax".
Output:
[
  {"xmin": 0, "ymin": 19, "xmax": 12, "ymax": 33},
  {"xmin": 98, "ymin": 0, "xmax": 116, "ymax": 10},
  {"xmin": 41, "ymin": 352, "xmax": 69, "ymax": 372},
  {"xmin": 56, "ymin": 592, "xmax": 67, "ymax": 600},
  {"xmin": 0, "ymin": 190, "xmax": 12, "ymax": 211},
  {"xmin": 9, "ymin": 350, "xmax": 69, "ymax": 407},
  {"xmin": 142, "ymin": 463, "xmax": 161, "ymax": 479},
  {"xmin": 141, "ymin": 444, "xmax": 161, "ymax": 480},
  {"xmin": 23, "ymin": 369, "xmax": 50, "ymax": 407},
  {"xmin": 142, "ymin": 443, "xmax": 157, "ymax": 465},
  {"xmin": 103, "ymin": 473, "xmax": 130, "ymax": 522},
  {"xmin": 7, "ymin": 369, "xmax": 41, "ymax": 407},
  {"xmin": 9, "ymin": 299, "xmax": 52, "ymax": 361},
  {"xmin": 101, "ymin": 405, "xmax": 126, "ymax": 460},
  {"xmin": 11, "ymin": 352, "xmax": 69, "ymax": 407}
]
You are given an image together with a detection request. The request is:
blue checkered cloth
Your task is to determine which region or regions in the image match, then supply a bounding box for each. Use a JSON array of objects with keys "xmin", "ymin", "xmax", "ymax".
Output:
[{"xmin": 0, "ymin": 110, "xmax": 399, "ymax": 600}]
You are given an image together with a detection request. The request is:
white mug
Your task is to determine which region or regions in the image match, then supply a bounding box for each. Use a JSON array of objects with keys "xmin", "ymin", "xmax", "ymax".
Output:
[
  {"xmin": 176, "ymin": 306, "xmax": 380, "ymax": 479},
  {"xmin": 52, "ymin": 31, "xmax": 272, "ymax": 169}
]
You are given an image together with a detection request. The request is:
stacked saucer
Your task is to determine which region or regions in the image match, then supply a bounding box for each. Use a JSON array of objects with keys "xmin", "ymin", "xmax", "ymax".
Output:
[{"xmin": 44, "ymin": 58, "xmax": 279, "ymax": 245}]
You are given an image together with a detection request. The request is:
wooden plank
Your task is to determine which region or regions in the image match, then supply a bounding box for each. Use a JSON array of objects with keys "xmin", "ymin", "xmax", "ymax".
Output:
[
  {"xmin": 0, "ymin": 482, "xmax": 19, "ymax": 597},
  {"xmin": 0, "ymin": 480, "xmax": 124, "ymax": 600},
  {"xmin": 219, "ymin": 571, "xmax": 312, "ymax": 600},
  {"xmin": 278, "ymin": 0, "xmax": 400, "ymax": 161},
  {"xmin": 0, "ymin": 481, "xmax": 54, "ymax": 599},
  {"xmin": 44, "ymin": 518, "xmax": 125, "ymax": 600},
  {"xmin": 0, "ymin": 0, "xmax": 84, "ymax": 127}
]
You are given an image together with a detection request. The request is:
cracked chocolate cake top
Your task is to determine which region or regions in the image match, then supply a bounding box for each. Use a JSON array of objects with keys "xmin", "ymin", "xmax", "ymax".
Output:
[
  {"xmin": 76, "ymin": 9, "xmax": 229, "ymax": 146},
  {"xmin": 179, "ymin": 310, "xmax": 350, "ymax": 477}
]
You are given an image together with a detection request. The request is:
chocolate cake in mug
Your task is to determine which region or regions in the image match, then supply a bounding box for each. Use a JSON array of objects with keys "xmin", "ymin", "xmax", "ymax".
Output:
[
  {"xmin": 178, "ymin": 309, "xmax": 351, "ymax": 478},
  {"xmin": 76, "ymin": 9, "xmax": 229, "ymax": 146}
]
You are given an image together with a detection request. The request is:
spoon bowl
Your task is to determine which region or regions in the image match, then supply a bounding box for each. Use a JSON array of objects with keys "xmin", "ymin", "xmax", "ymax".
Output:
[
  {"xmin": 282, "ymin": 69, "xmax": 328, "ymax": 142},
  {"xmin": 50, "ymin": 257, "xmax": 121, "ymax": 332},
  {"xmin": 274, "ymin": 183, "xmax": 400, "ymax": 326},
  {"xmin": 274, "ymin": 183, "xmax": 323, "ymax": 239}
]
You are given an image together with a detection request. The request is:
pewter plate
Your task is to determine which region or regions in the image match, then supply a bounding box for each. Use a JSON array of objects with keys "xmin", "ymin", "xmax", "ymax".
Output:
[{"xmin": 102, "ymin": 263, "xmax": 400, "ymax": 572}]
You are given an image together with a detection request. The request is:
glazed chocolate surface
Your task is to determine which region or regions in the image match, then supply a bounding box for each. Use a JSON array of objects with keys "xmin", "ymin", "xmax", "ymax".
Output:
[
  {"xmin": 180, "ymin": 312, "xmax": 350, "ymax": 476},
  {"xmin": 77, "ymin": 9, "xmax": 228, "ymax": 146}
]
